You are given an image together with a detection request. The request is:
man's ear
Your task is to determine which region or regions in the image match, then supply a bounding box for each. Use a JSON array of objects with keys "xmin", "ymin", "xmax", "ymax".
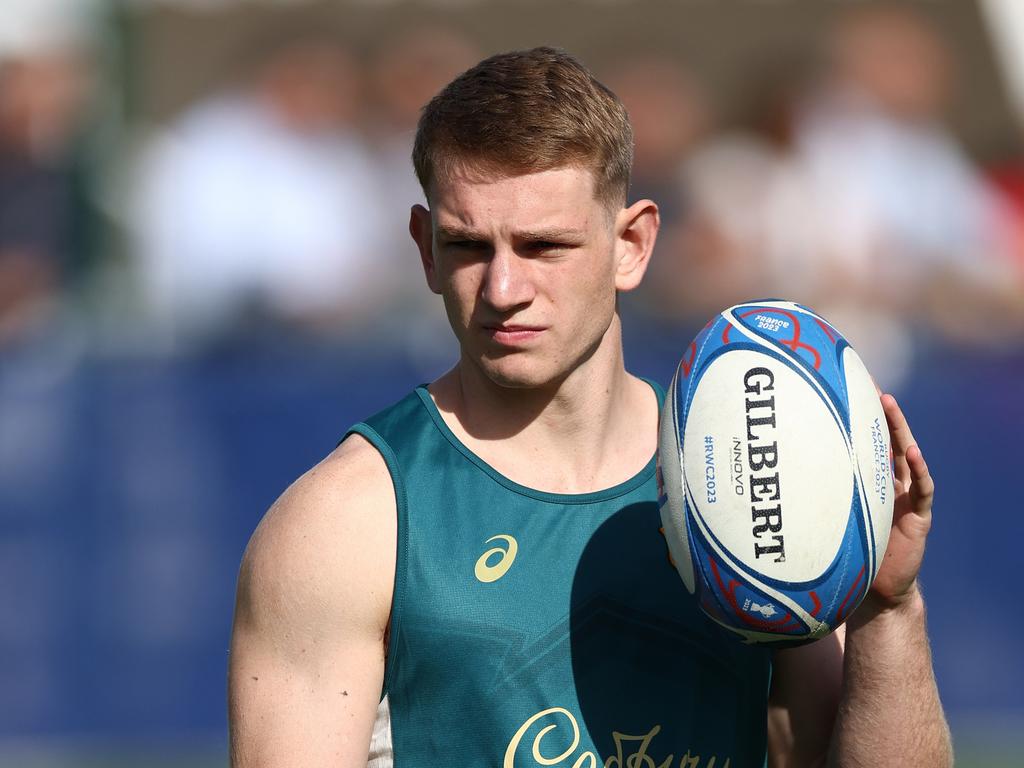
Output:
[
  {"xmin": 409, "ymin": 204, "xmax": 442, "ymax": 294},
  {"xmin": 614, "ymin": 199, "xmax": 659, "ymax": 292}
]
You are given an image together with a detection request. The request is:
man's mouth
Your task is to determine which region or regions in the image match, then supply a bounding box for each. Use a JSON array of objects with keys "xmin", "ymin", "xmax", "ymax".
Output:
[{"xmin": 482, "ymin": 323, "xmax": 547, "ymax": 344}]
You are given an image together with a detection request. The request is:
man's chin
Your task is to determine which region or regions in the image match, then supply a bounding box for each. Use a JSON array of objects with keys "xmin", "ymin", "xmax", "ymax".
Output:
[{"xmin": 476, "ymin": 356, "xmax": 561, "ymax": 391}]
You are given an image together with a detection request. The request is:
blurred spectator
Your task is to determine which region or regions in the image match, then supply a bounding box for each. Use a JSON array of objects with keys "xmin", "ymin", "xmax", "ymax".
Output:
[
  {"xmin": 651, "ymin": 58, "xmax": 836, "ymax": 330},
  {"xmin": 799, "ymin": 4, "xmax": 1023, "ymax": 347},
  {"xmin": 131, "ymin": 35, "xmax": 385, "ymax": 348},
  {"xmin": 661, "ymin": 5, "xmax": 1023, "ymax": 388},
  {"xmin": 604, "ymin": 54, "xmax": 709, "ymax": 231},
  {"xmin": 0, "ymin": 2, "xmax": 95, "ymax": 345},
  {"xmin": 364, "ymin": 27, "xmax": 480, "ymax": 330}
]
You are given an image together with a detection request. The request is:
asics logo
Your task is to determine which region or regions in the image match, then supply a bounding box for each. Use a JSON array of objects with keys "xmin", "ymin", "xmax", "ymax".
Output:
[{"xmin": 475, "ymin": 534, "xmax": 518, "ymax": 583}]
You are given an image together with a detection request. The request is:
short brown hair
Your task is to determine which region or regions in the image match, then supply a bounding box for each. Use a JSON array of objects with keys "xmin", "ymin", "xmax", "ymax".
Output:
[{"xmin": 412, "ymin": 46, "xmax": 633, "ymax": 208}]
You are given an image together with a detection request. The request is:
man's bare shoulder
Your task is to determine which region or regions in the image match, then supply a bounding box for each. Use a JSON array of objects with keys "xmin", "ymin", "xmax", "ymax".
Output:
[
  {"xmin": 270, "ymin": 433, "xmax": 395, "ymax": 533},
  {"xmin": 235, "ymin": 434, "xmax": 396, "ymax": 643},
  {"xmin": 229, "ymin": 435, "xmax": 394, "ymax": 766}
]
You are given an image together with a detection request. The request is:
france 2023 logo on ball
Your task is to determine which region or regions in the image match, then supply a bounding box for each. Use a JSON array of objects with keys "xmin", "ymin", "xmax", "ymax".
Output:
[{"xmin": 658, "ymin": 300, "xmax": 894, "ymax": 644}]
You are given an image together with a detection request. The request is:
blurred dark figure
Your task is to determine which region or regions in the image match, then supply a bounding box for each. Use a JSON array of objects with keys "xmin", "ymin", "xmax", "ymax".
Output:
[
  {"xmin": 132, "ymin": 35, "xmax": 383, "ymax": 348},
  {"xmin": 0, "ymin": 45, "xmax": 93, "ymax": 344},
  {"xmin": 652, "ymin": 58, "xmax": 829, "ymax": 333},
  {"xmin": 604, "ymin": 55, "xmax": 709, "ymax": 231},
  {"xmin": 363, "ymin": 26, "xmax": 480, "ymax": 362},
  {"xmin": 365, "ymin": 26, "xmax": 480, "ymax": 278},
  {"xmin": 369, "ymin": 25, "xmax": 480, "ymax": 144}
]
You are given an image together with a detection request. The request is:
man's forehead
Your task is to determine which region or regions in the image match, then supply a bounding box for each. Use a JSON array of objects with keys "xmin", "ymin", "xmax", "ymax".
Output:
[
  {"xmin": 428, "ymin": 165, "xmax": 609, "ymax": 229},
  {"xmin": 432, "ymin": 163, "xmax": 598, "ymax": 193}
]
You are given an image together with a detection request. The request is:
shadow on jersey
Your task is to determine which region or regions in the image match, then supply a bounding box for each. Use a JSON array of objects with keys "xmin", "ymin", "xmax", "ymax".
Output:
[{"xmin": 569, "ymin": 500, "xmax": 772, "ymax": 765}]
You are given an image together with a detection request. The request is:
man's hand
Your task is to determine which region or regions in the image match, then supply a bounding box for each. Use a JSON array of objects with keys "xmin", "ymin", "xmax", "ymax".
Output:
[
  {"xmin": 867, "ymin": 393, "xmax": 935, "ymax": 609},
  {"xmin": 816, "ymin": 392, "xmax": 952, "ymax": 768}
]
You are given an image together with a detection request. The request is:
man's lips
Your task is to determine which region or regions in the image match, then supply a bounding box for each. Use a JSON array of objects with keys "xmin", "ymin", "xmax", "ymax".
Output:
[{"xmin": 481, "ymin": 323, "xmax": 547, "ymax": 344}]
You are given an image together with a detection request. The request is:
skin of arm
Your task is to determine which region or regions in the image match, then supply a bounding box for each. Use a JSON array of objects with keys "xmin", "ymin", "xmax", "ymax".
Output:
[
  {"xmin": 228, "ymin": 435, "xmax": 396, "ymax": 768},
  {"xmin": 767, "ymin": 394, "xmax": 953, "ymax": 768}
]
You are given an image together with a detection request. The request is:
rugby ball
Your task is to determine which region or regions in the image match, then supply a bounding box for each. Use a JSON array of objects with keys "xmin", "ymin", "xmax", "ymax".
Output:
[{"xmin": 658, "ymin": 300, "xmax": 894, "ymax": 643}]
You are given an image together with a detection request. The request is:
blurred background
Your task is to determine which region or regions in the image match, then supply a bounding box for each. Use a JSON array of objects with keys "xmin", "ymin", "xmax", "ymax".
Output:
[{"xmin": 0, "ymin": 0, "xmax": 1022, "ymax": 765}]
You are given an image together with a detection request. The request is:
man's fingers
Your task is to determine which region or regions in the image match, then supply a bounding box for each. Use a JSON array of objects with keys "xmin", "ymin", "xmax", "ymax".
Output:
[
  {"xmin": 905, "ymin": 443, "xmax": 935, "ymax": 517},
  {"xmin": 882, "ymin": 393, "xmax": 912, "ymax": 488},
  {"xmin": 883, "ymin": 394, "xmax": 934, "ymax": 519},
  {"xmin": 882, "ymin": 393, "xmax": 918, "ymax": 453}
]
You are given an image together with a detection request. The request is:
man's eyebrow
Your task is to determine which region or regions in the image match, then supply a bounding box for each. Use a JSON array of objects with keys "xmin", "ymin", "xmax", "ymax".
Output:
[
  {"xmin": 435, "ymin": 225, "xmax": 486, "ymax": 241},
  {"xmin": 434, "ymin": 226, "xmax": 587, "ymax": 242},
  {"xmin": 517, "ymin": 228, "xmax": 587, "ymax": 242}
]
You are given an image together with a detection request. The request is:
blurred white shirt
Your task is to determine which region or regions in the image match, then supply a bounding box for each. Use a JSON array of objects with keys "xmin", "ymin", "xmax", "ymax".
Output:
[
  {"xmin": 133, "ymin": 94, "xmax": 385, "ymax": 340},
  {"xmin": 798, "ymin": 91, "xmax": 1015, "ymax": 287}
]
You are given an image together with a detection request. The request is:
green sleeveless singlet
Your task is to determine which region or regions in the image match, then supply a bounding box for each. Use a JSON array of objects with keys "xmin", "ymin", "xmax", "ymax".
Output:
[{"xmin": 345, "ymin": 383, "xmax": 772, "ymax": 768}]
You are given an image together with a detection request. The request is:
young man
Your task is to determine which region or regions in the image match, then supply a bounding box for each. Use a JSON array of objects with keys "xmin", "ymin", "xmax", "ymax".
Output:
[{"xmin": 228, "ymin": 48, "xmax": 952, "ymax": 767}]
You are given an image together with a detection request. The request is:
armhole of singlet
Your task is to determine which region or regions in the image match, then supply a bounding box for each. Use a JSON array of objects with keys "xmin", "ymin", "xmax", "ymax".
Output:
[
  {"xmin": 344, "ymin": 424, "xmax": 409, "ymax": 704},
  {"xmin": 639, "ymin": 376, "xmax": 666, "ymax": 411}
]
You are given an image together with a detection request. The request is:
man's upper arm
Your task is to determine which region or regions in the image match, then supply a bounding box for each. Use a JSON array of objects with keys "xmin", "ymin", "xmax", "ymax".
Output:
[
  {"xmin": 229, "ymin": 435, "xmax": 396, "ymax": 768},
  {"xmin": 767, "ymin": 627, "xmax": 845, "ymax": 768}
]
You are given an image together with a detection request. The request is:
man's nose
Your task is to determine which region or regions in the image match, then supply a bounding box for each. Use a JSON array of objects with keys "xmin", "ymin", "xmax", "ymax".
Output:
[{"xmin": 480, "ymin": 246, "xmax": 535, "ymax": 312}]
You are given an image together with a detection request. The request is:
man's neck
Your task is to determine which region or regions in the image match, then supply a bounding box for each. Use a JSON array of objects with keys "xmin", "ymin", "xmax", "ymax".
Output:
[{"xmin": 428, "ymin": 319, "xmax": 658, "ymax": 494}]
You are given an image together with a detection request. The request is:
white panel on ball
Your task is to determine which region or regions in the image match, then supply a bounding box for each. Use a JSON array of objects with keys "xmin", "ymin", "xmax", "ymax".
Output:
[
  {"xmin": 843, "ymin": 346, "xmax": 895, "ymax": 581},
  {"xmin": 658, "ymin": 367, "xmax": 696, "ymax": 592},
  {"xmin": 681, "ymin": 349, "xmax": 853, "ymax": 585}
]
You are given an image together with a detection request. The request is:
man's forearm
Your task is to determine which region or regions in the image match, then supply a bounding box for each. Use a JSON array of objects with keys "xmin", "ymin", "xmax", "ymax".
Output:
[{"xmin": 827, "ymin": 586, "xmax": 952, "ymax": 767}]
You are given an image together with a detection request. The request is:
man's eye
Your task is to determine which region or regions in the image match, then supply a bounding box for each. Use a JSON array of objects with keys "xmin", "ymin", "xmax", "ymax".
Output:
[
  {"xmin": 530, "ymin": 241, "xmax": 564, "ymax": 252},
  {"xmin": 448, "ymin": 241, "xmax": 486, "ymax": 250}
]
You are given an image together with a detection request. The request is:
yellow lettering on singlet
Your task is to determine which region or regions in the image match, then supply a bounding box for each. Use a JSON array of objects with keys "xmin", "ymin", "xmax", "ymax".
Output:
[
  {"xmin": 605, "ymin": 725, "xmax": 673, "ymax": 768},
  {"xmin": 504, "ymin": 707, "xmax": 730, "ymax": 768},
  {"xmin": 504, "ymin": 707, "xmax": 597, "ymax": 767}
]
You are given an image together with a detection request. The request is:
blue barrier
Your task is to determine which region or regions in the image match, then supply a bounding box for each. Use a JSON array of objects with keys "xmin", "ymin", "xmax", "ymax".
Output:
[{"xmin": 0, "ymin": 327, "xmax": 1020, "ymax": 743}]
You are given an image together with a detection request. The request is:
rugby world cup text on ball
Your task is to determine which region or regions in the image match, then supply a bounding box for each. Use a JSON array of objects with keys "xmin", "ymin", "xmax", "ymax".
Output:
[
  {"xmin": 871, "ymin": 417, "xmax": 888, "ymax": 506},
  {"xmin": 701, "ymin": 367, "xmax": 786, "ymax": 564}
]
